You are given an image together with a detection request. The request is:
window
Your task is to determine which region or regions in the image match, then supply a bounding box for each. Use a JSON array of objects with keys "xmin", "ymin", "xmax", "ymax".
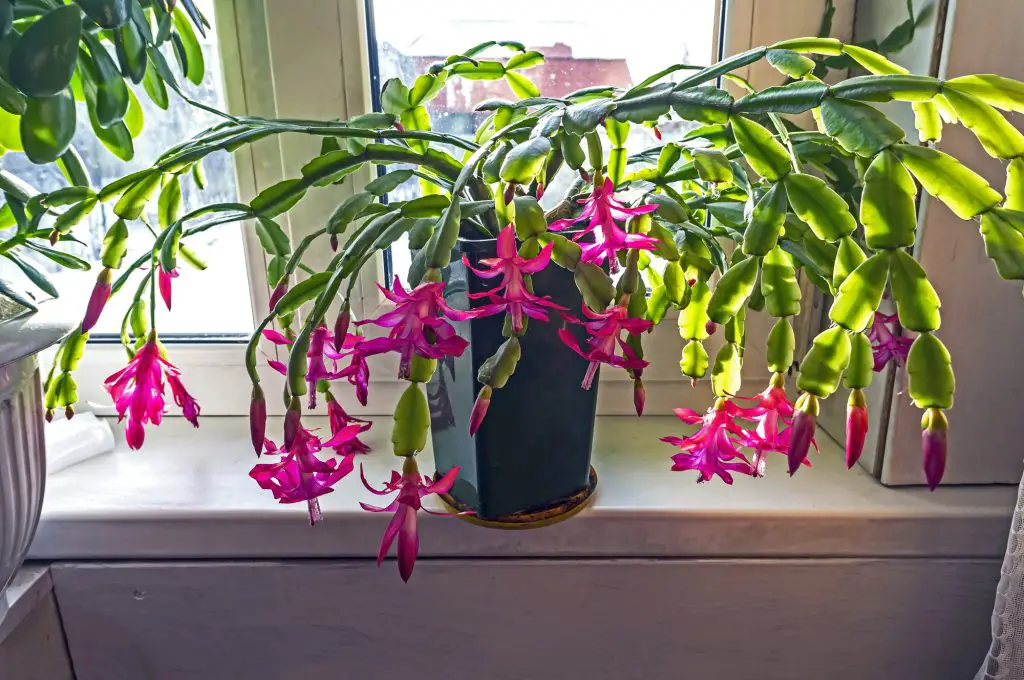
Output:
[
  {"xmin": 0, "ymin": 0, "xmax": 251, "ymax": 338},
  {"xmin": 369, "ymin": 0, "xmax": 721, "ymax": 281}
]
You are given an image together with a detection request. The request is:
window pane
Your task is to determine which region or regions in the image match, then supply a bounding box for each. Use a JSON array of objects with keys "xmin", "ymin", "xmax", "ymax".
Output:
[
  {"xmin": 0, "ymin": 0, "xmax": 252, "ymax": 338},
  {"xmin": 370, "ymin": 0, "xmax": 720, "ymax": 280}
]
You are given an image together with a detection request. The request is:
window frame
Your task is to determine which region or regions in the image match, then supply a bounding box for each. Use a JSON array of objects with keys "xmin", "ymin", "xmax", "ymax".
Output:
[{"xmin": 70, "ymin": 0, "xmax": 851, "ymax": 420}]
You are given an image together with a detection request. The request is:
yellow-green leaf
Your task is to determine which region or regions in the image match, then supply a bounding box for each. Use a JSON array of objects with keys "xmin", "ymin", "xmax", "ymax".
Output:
[
  {"xmin": 888, "ymin": 249, "xmax": 941, "ymax": 331},
  {"xmin": 942, "ymin": 87, "xmax": 1024, "ymax": 159},
  {"xmin": 712, "ymin": 342, "xmax": 742, "ymax": 397},
  {"xmin": 730, "ymin": 114, "xmax": 791, "ymax": 181},
  {"xmin": 761, "ymin": 245, "xmax": 801, "ymax": 317},
  {"xmin": 861, "ymin": 149, "xmax": 917, "ymax": 250},
  {"xmin": 980, "ymin": 208, "xmax": 1024, "ymax": 280},
  {"xmin": 783, "ymin": 173, "xmax": 856, "ymax": 242},
  {"xmin": 907, "ymin": 333, "xmax": 955, "ymax": 409},
  {"xmin": 895, "ymin": 144, "xmax": 1001, "ymax": 220},
  {"xmin": 796, "ymin": 326, "xmax": 852, "ymax": 398},
  {"xmin": 829, "ymin": 252, "xmax": 889, "ymax": 332},
  {"xmin": 707, "ymin": 256, "xmax": 758, "ymax": 324}
]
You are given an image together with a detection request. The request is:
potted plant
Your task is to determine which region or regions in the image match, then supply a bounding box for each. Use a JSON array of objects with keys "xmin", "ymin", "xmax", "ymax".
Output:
[
  {"xmin": 18, "ymin": 31, "xmax": 1024, "ymax": 582},
  {"xmin": 0, "ymin": 0, "xmax": 208, "ymax": 598}
]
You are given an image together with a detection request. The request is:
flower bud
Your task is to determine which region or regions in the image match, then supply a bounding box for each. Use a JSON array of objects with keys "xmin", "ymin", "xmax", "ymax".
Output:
[
  {"xmin": 845, "ymin": 388, "xmax": 869, "ymax": 469},
  {"xmin": 921, "ymin": 407, "xmax": 948, "ymax": 491},
  {"xmin": 283, "ymin": 396, "xmax": 302, "ymax": 451},
  {"xmin": 158, "ymin": 267, "xmax": 178, "ymax": 311},
  {"xmin": 536, "ymin": 182, "xmax": 545, "ymax": 200},
  {"xmin": 705, "ymin": 320, "xmax": 719, "ymax": 336},
  {"xmin": 269, "ymin": 281, "xmax": 288, "ymax": 310},
  {"xmin": 330, "ymin": 234, "xmax": 339, "ymax": 252},
  {"xmin": 333, "ymin": 307, "xmax": 351, "ymax": 352},
  {"xmin": 250, "ymin": 385, "xmax": 267, "ymax": 456},
  {"xmin": 653, "ymin": 125, "xmax": 663, "ymax": 141},
  {"xmin": 633, "ymin": 378, "xmax": 646, "ymax": 417},
  {"xmin": 469, "ymin": 385, "xmax": 492, "ymax": 436},
  {"xmin": 787, "ymin": 393, "xmax": 819, "ymax": 476},
  {"xmin": 64, "ymin": 405, "xmax": 75, "ymax": 420},
  {"xmin": 82, "ymin": 267, "xmax": 113, "ymax": 332}
]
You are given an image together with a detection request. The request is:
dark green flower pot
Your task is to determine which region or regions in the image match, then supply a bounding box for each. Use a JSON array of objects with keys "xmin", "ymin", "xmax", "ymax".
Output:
[{"xmin": 427, "ymin": 236, "xmax": 598, "ymax": 523}]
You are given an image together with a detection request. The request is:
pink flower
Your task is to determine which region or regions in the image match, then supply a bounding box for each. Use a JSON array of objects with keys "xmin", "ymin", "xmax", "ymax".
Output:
[
  {"xmin": 662, "ymin": 400, "xmax": 756, "ymax": 484},
  {"xmin": 921, "ymin": 407, "xmax": 948, "ymax": 491},
  {"xmin": 360, "ymin": 458, "xmax": 465, "ymax": 582},
  {"xmin": 250, "ymin": 423, "xmax": 362, "ymax": 525},
  {"xmin": 846, "ymin": 389, "xmax": 869, "ymax": 469},
  {"xmin": 326, "ymin": 393, "xmax": 371, "ymax": 455},
  {"xmin": 558, "ymin": 303, "xmax": 652, "ymax": 389},
  {"xmin": 463, "ymin": 225, "xmax": 565, "ymax": 333},
  {"xmin": 868, "ymin": 312, "xmax": 913, "ymax": 371},
  {"xmin": 356, "ymin": 278, "xmax": 471, "ymax": 380},
  {"xmin": 263, "ymin": 325, "xmax": 357, "ymax": 407},
  {"xmin": 158, "ymin": 267, "xmax": 178, "ymax": 310},
  {"xmin": 549, "ymin": 178, "xmax": 659, "ymax": 271},
  {"xmin": 104, "ymin": 334, "xmax": 200, "ymax": 449},
  {"xmin": 82, "ymin": 267, "xmax": 113, "ymax": 332},
  {"xmin": 736, "ymin": 375, "xmax": 802, "ymax": 476}
]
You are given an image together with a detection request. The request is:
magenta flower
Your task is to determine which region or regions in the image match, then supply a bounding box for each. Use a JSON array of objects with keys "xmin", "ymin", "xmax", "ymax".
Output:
[
  {"xmin": 250, "ymin": 423, "xmax": 362, "ymax": 525},
  {"xmin": 736, "ymin": 375, "xmax": 802, "ymax": 476},
  {"xmin": 263, "ymin": 325, "xmax": 357, "ymax": 408},
  {"xmin": 463, "ymin": 225, "xmax": 565, "ymax": 334},
  {"xmin": 104, "ymin": 333, "xmax": 200, "ymax": 449},
  {"xmin": 662, "ymin": 400, "xmax": 756, "ymax": 484},
  {"xmin": 558, "ymin": 303, "xmax": 652, "ymax": 389},
  {"xmin": 82, "ymin": 267, "xmax": 113, "ymax": 333},
  {"xmin": 356, "ymin": 278, "xmax": 471, "ymax": 380},
  {"xmin": 548, "ymin": 178, "xmax": 659, "ymax": 271},
  {"xmin": 868, "ymin": 312, "xmax": 913, "ymax": 371},
  {"xmin": 921, "ymin": 407, "xmax": 948, "ymax": 491},
  {"xmin": 360, "ymin": 458, "xmax": 464, "ymax": 582},
  {"xmin": 846, "ymin": 389, "xmax": 869, "ymax": 469},
  {"xmin": 158, "ymin": 267, "xmax": 178, "ymax": 310},
  {"xmin": 326, "ymin": 393, "xmax": 371, "ymax": 455}
]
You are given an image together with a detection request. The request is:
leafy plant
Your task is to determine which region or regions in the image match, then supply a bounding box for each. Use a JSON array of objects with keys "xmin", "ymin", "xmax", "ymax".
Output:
[
  {"xmin": 27, "ymin": 36, "xmax": 1024, "ymax": 580},
  {"xmin": 0, "ymin": 0, "xmax": 210, "ymax": 311}
]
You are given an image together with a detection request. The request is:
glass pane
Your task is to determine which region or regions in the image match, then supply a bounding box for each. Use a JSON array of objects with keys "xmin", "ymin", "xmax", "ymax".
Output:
[
  {"xmin": 0, "ymin": 0, "xmax": 252, "ymax": 338},
  {"xmin": 369, "ymin": 0, "xmax": 720, "ymax": 281}
]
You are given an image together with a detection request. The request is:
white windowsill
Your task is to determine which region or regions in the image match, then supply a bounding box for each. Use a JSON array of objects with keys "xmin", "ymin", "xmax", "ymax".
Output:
[{"xmin": 29, "ymin": 415, "xmax": 1017, "ymax": 561}]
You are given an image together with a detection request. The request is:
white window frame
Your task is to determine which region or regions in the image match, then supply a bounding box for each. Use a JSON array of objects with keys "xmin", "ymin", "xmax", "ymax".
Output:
[{"xmin": 69, "ymin": 0, "xmax": 853, "ymax": 420}]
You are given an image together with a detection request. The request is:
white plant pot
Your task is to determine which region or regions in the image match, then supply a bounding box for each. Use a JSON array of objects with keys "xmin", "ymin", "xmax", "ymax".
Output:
[{"xmin": 0, "ymin": 306, "xmax": 74, "ymax": 600}]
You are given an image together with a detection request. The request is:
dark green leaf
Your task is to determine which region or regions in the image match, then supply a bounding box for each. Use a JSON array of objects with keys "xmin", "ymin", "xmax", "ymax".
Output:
[
  {"xmin": 733, "ymin": 80, "xmax": 828, "ymax": 115},
  {"xmin": 365, "ymin": 169, "xmax": 414, "ymax": 196},
  {"xmin": 83, "ymin": 33, "xmax": 130, "ymax": 128},
  {"xmin": 7, "ymin": 5, "xmax": 82, "ymax": 97},
  {"xmin": 669, "ymin": 85, "xmax": 733, "ymax": 123},
  {"xmin": 273, "ymin": 272, "xmax": 332, "ymax": 314},
  {"xmin": 115, "ymin": 18, "xmax": 147, "ymax": 83},
  {"xmin": 22, "ymin": 240, "xmax": 90, "ymax": 270},
  {"xmin": 819, "ymin": 96, "xmax": 905, "ymax": 156},
  {"xmin": 172, "ymin": 7, "xmax": 204, "ymax": 85},
  {"xmin": 75, "ymin": 0, "xmax": 128, "ymax": 28},
  {"xmin": 766, "ymin": 49, "xmax": 815, "ymax": 78},
  {"xmin": 4, "ymin": 251, "xmax": 57, "ymax": 297},
  {"xmin": 142, "ymin": 59, "xmax": 169, "ymax": 109},
  {"xmin": 254, "ymin": 216, "xmax": 291, "ymax": 256},
  {"xmin": 250, "ymin": 178, "xmax": 307, "ymax": 218},
  {"xmin": 563, "ymin": 99, "xmax": 616, "ymax": 135},
  {"xmin": 20, "ymin": 89, "xmax": 75, "ymax": 163}
]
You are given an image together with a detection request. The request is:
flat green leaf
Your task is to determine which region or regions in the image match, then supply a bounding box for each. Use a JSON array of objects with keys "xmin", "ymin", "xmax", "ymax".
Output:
[
  {"xmin": 477, "ymin": 337, "xmax": 521, "ymax": 389},
  {"xmin": 766, "ymin": 49, "xmax": 815, "ymax": 78},
  {"xmin": 733, "ymin": 80, "xmax": 828, "ymax": 115},
  {"xmin": 450, "ymin": 60, "xmax": 505, "ymax": 80},
  {"xmin": 20, "ymin": 90, "xmax": 75, "ymax": 163},
  {"xmin": 574, "ymin": 262, "xmax": 614, "ymax": 311},
  {"xmin": 0, "ymin": 275, "xmax": 37, "ymax": 311},
  {"xmin": 408, "ymin": 72, "xmax": 446, "ymax": 107},
  {"xmin": 113, "ymin": 170, "xmax": 162, "ymax": 219},
  {"xmin": 945, "ymin": 75, "xmax": 1024, "ymax": 114},
  {"xmin": 680, "ymin": 339, "xmax": 709, "ymax": 379},
  {"xmin": 499, "ymin": 136, "xmax": 551, "ymax": 184},
  {"xmin": 761, "ymin": 245, "xmax": 801, "ymax": 317},
  {"xmin": 99, "ymin": 218, "xmax": 128, "ymax": 268},
  {"xmin": 647, "ymin": 193, "xmax": 689, "ymax": 224},
  {"xmin": 1006, "ymin": 158, "xmax": 1024, "ymax": 212},
  {"xmin": 142, "ymin": 59, "xmax": 169, "ymax": 109},
  {"xmin": 861, "ymin": 149, "xmax": 917, "ymax": 249},
  {"xmin": 83, "ymin": 33, "xmax": 130, "ymax": 128},
  {"xmin": 123, "ymin": 88, "xmax": 143, "ymax": 138},
  {"xmin": 172, "ymin": 7, "xmax": 204, "ymax": 85},
  {"xmin": 889, "ymin": 249, "xmax": 941, "ymax": 332},
  {"xmin": 829, "ymin": 252, "xmax": 889, "ymax": 332},
  {"xmin": 707, "ymin": 256, "xmax": 757, "ymax": 324},
  {"xmin": 254, "ymin": 216, "xmax": 291, "ymax": 256},
  {"xmin": 912, "ymin": 101, "xmax": 942, "ymax": 143},
  {"xmin": 832, "ymin": 235, "xmax": 866, "ymax": 292},
  {"xmin": 766, "ymin": 317, "xmax": 795, "ymax": 373},
  {"xmin": 783, "ymin": 173, "xmax": 856, "ymax": 242},
  {"xmin": 895, "ymin": 144, "xmax": 1001, "ymax": 220},
  {"xmin": 365, "ymin": 169, "xmax": 414, "ymax": 196},
  {"xmin": 54, "ymin": 197, "xmax": 97, "ymax": 232},
  {"xmin": 679, "ymin": 279, "xmax": 712, "ymax": 340},
  {"xmin": 741, "ymin": 183, "xmax": 787, "ymax": 256},
  {"xmin": 730, "ymin": 115, "xmax": 791, "ymax": 181},
  {"xmin": 273, "ymin": 271, "xmax": 332, "ymax": 314},
  {"xmin": 425, "ymin": 197, "xmax": 461, "ymax": 269},
  {"xmin": 0, "ymin": 106, "xmax": 23, "ymax": 150},
  {"xmin": 563, "ymin": 99, "xmax": 616, "ymax": 136},
  {"xmin": 712, "ymin": 342, "xmax": 742, "ymax": 397},
  {"xmin": 980, "ymin": 208, "xmax": 1024, "ymax": 280},
  {"xmin": 7, "ymin": 5, "xmax": 82, "ymax": 97},
  {"xmin": 692, "ymin": 148, "xmax": 733, "ymax": 184},
  {"xmin": 402, "ymin": 194, "xmax": 450, "ymax": 218},
  {"xmin": 5, "ymin": 251, "xmax": 57, "ymax": 297},
  {"xmin": 380, "ymin": 78, "xmax": 410, "ymax": 116},
  {"xmin": 87, "ymin": 96, "xmax": 133, "ymax": 160},
  {"xmin": 22, "ymin": 241, "xmax": 89, "ymax": 270},
  {"xmin": 819, "ymin": 96, "xmax": 905, "ymax": 156},
  {"xmin": 505, "ymin": 72, "xmax": 539, "ymax": 99},
  {"xmin": 115, "ymin": 17, "xmax": 147, "ymax": 83},
  {"xmin": 845, "ymin": 332, "xmax": 874, "ymax": 390},
  {"xmin": 670, "ymin": 85, "xmax": 733, "ymax": 124},
  {"xmin": 769, "ymin": 37, "xmax": 843, "ymax": 55},
  {"xmin": 907, "ymin": 332, "xmax": 954, "ymax": 409},
  {"xmin": 942, "ymin": 88, "xmax": 1024, "ymax": 159},
  {"xmin": 797, "ymin": 326, "xmax": 852, "ymax": 398},
  {"xmin": 157, "ymin": 175, "xmax": 182, "ymax": 229},
  {"xmin": 76, "ymin": 0, "xmax": 128, "ymax": 28},
  {"xmin": 829, "ymin": 74, "xmax": 940, "ymax": 102},
  {"xmin": 251, "ymin": 178, "xmax": 307, "ymax": 218},
  {"xmin": 841, "ymin": 44, "xmax": 908, "ymax": 75},
  {"xmin": 505, "ymin": 50, "xmax": 544, "ymax": 70}
]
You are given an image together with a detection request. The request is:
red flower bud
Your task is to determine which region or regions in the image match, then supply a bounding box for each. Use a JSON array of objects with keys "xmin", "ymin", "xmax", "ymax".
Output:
[
  {"xmin": 82, "ymin": 267, "xmax": 114, "ymax": 332},
  {"xmin": 503, "ymin": 183, "xmax": 517, "ymax": 204},
  {"xmin": 269, "ymin": 281, "xmax": 288, "ymax": 310},
  {"xmin": 48, "ymin": 229, "xmax": 59, "ymax": 246},
  {"xmin": 333, "ymin": 308, "xmax": 351, "ymax": 352},
  {"xmin": 469, "ymin": 385, "xmax": 492, "ymax": 436},
  {"xmin": 653, "ymin": 125, "xmax": 662, "ymax": 141},
  {"xmin": 283, "ymin": 397, "xmax": 302, "ymax": 451},
  {"xmin": 787, "ymin": 393, "xmax": 819, "ymax": 476},
  {"xmin": 633, "ymin": 378, "xmax": 646, "ymax": 417},
  {"xmin": 250, "ymin": 385, "xmax": 267, "ymax": 456},
  {"xmin": 845, "ymin": 388, "xmax": 869, "ymax": 469},
  {"xmin": 536, "ymin": 182, "xmax": 545, "ymax": 200},
  {"xmin": 330, "ymin": 234, "xmax": 339, "ymax": 252},
  {"xmin": 921, "ymin": 408, "xmax": 948, "ymax": 491},
  {"xmin": 705, "ymin": 320, "xmax": 719, "ymax": 336}
]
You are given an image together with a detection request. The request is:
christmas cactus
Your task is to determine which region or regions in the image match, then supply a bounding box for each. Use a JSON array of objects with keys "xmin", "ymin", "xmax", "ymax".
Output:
[{"xmin": 25, "ymin": 36, "xmax": 1024, "ymax": 580}]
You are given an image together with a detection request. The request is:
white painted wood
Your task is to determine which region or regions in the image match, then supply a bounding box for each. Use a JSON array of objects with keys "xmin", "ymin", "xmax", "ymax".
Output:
[
  {"xmin": 0, "ymin": 593, "xmax": 73, "ymax": 680},
  {"xmin": 880, "ymin": 0, "xmax": 1024, "ymax": 485},
  {"xmin": 52, "ymin": 558, "xmax": 998, "ymax": 680},
  {"xmin": 0, "ymin": 567, "xmax": 52, "ymax": 645},
  {"xmin": 29, "ymin": 416, "xmax": 1016, "ymax": 560}
]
